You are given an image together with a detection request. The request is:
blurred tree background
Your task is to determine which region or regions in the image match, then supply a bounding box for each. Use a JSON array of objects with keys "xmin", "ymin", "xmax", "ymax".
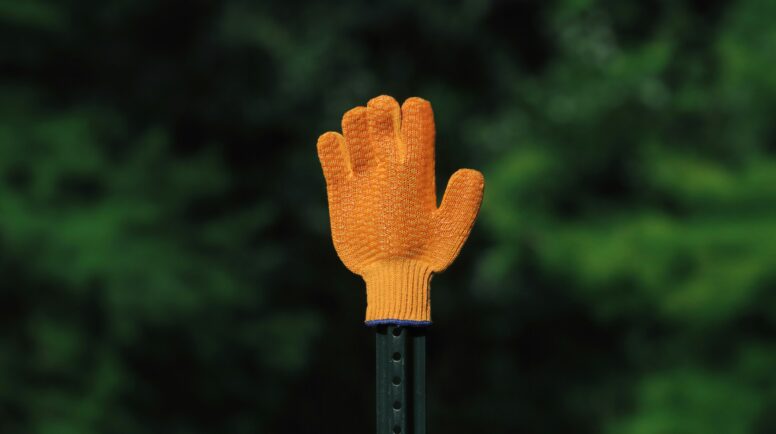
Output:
[{"xmin": 1, "ymin": 0, "xmax": 776, "ymax": 433}]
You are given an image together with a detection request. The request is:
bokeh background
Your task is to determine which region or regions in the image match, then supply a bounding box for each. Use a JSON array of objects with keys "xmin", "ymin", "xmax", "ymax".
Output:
[{"xmin": 2, "ymin": 0, "xmax": 776, "ymax": 433}]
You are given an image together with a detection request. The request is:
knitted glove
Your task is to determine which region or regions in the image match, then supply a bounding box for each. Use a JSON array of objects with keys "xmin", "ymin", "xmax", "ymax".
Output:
[{"xmin": 317, "ymin": 95, "xmax": 484, "ymax": 326}]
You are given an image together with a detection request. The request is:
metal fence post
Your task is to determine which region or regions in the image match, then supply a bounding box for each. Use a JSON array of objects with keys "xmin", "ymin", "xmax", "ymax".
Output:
[{"xmin": 376, "ymin": 325, "xmax": 427, "ymax": 434}]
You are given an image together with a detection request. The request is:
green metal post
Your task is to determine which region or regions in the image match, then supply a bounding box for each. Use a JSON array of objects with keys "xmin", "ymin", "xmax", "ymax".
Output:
[{"xmin": 376, "ymin": 325, "xmax": 426, "ymax": 434}]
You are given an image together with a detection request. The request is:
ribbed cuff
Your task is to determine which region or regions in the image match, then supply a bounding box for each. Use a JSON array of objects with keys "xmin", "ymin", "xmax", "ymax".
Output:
[{"xmin": 362, "ymin": 259, "xmax": 433, "ymax": 326}]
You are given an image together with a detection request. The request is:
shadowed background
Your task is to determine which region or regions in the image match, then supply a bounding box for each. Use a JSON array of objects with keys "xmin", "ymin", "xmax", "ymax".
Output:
[{"xmin": 2, "ymin": 0, "xmax": 776, "ymax": 433}]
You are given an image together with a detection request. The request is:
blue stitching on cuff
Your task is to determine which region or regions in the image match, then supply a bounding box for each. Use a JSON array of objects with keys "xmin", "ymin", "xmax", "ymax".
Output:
[{"xmin": 364, "ymin": 319, "xmax": 432, "ymax": 327}]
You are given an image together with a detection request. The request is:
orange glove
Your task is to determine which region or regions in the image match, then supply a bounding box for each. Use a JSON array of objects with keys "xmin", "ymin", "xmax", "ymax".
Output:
[{"xmin": 317, "ymin": 95, "xmax": 484, "ymax": 326}]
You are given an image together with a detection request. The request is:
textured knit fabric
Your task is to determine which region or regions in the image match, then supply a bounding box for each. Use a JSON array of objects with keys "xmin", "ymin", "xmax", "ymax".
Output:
[{"xmin": 317, "ymin": 95, "xmax": 484, "ymax": 326}]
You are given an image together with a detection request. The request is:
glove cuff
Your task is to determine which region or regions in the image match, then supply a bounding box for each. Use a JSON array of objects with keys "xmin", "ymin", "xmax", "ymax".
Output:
[{"xmin": 362, "ymin": 259, "xmax": 433, "ymax": 326}]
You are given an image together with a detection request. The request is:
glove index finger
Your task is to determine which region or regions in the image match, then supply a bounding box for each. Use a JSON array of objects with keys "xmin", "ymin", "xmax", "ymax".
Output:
[{"xmin": 401, "ymin": 97, "xmax": 435, "ymax": 166}]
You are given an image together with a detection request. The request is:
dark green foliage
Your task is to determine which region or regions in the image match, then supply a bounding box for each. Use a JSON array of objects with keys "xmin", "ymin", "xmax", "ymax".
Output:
[{"xmin": 1, "ymin": 0, "xmax": 775, "ymax": 433}]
